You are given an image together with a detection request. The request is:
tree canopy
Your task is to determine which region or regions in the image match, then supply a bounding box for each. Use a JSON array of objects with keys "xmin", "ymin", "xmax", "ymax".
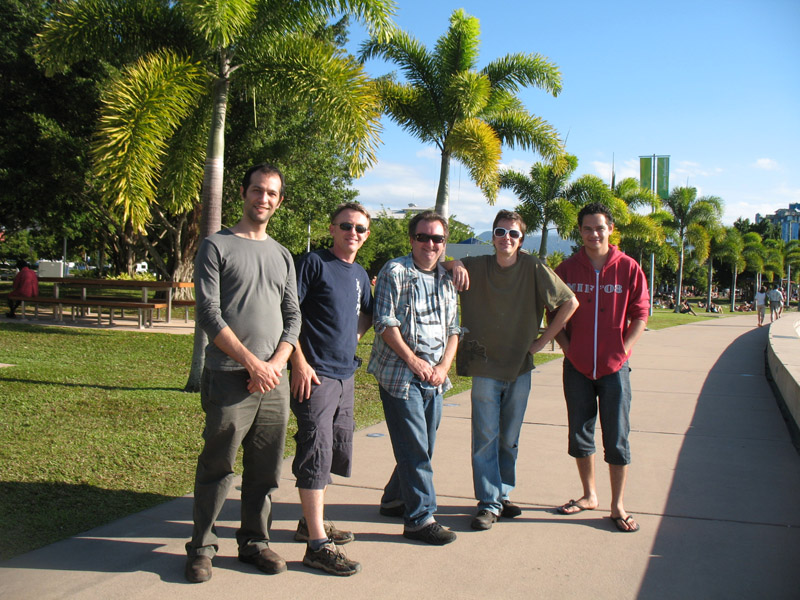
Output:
[{"xmin": 360, "ymin": 8, "xmax": 563, "ymax": 219}]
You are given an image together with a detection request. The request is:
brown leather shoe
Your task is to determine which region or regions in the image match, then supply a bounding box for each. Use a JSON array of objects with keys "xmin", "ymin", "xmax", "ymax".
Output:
[
  {"xmin": 238, "ymin": 547, "xmax": 287, "ymax": 574},
  {"xmin": 185, "ymin": 555, "xmax": 212, "ymax": 583}
]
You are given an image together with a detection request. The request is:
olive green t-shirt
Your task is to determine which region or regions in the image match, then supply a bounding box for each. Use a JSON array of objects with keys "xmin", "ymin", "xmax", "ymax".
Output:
[{"xmin": 457, "ymin": 253, "xmax": 574, "ymax": 381}]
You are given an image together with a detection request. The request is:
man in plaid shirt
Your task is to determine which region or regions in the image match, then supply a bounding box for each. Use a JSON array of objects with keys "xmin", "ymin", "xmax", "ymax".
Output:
[{"xmin": 368, "ymin": 211, "xmax": 460, "ymax": 546}]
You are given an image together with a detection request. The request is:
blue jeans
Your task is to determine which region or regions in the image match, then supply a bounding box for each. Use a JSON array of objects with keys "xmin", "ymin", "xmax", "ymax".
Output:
[
  {"xmin": 379, "ymin": 382, "xmax": 443, "ymax": 528},
  {"xmin": 471, "ymin": 372, "xmax": 531, "ymax": 514},
  {"xmin": 563, "ymin": 358, "xmax": 632, "ymax": 465}
]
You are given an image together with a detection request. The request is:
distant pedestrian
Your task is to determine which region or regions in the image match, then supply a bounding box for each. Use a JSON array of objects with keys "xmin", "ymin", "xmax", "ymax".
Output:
[
  {"xmin": 754, "ymin": 286, "xmax": 767, "ymax": 327},
  {"xmin": 767, "ymin": 284, "xmax": 782, "ymax": 322},
  {"xmin": 6, "ymin": 259, "xmax": 38, "ymax": 318}
]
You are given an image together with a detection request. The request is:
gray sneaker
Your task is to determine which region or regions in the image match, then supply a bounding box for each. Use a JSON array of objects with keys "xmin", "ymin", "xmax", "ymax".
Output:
[
  {"xmin": 294, "ymin": 517, "xmax": 355, "ymax": 545},
  {"xmin": 303, "ymin": 541, "xmax": 362, "ymax": 576}
]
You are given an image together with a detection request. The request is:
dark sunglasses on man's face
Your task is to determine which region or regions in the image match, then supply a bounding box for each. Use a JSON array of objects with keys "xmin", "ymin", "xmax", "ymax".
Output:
[
  {"xmin": 414, "ymin": 233, "xmax": 446, "ymax": 244},
  {"xmin": 493, "ymin": 227, "xmax": 522, "ymax": 239},
  {"xmin": 337, "ymin": 222, "xmax": 368, "ymax": 234}
]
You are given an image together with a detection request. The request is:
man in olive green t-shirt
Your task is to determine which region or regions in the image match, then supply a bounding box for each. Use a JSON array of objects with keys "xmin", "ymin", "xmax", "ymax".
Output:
[{"xmin": 449, "ymin": 210, "xmax": 578, "ymax": 531}]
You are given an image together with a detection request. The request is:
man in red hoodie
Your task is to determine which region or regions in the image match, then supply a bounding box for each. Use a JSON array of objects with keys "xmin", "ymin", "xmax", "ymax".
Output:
[{"xmin": 552, "ymin": 203, "xmax": 649, "ymax": 532}]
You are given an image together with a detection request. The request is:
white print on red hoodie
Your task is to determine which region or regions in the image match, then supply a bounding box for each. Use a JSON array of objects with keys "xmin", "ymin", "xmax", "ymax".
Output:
[{"xmin": 554, "ymin": 245, "xmax": 650, "ymax": 380}]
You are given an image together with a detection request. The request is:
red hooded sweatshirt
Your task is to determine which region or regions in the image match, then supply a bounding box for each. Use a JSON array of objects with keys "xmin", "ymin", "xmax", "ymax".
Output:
[{"xmin": 554, "ymin": 245, "xmax": 649, "ymax": 380}]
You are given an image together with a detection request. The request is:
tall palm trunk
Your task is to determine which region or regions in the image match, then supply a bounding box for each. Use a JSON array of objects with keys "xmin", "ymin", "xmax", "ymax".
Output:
[
  {"xmin": 674, "ymin": 232, "xmax": 685, "ymax": 313},
  {"xmin": 538, "ymin": 222, "xmax": 549, "ymax": 259},
  {"xmin": 730, "ymin": 266, "xmax": 738, "ymax": 313},
  {"xmin": 435, "ymin": 151, "xmax": 450, "ymax": 219},
  {"xmin": 706, "ymin": 258, "xmax": 714, "ymax": 312},
  {"xmin": 185, "ymin": 74, "xmax": 230, "ymax": 393}
]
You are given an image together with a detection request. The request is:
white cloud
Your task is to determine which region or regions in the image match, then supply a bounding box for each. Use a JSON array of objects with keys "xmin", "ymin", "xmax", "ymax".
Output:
[
  {"xmin": 500, "ymin": 158, "xmax": 532, "ymax": 174},
  {"xmin": 591, "ymin": 160, "xmax": 637, "ymax": 183},
  {"xmin": 416, "ymin": 146, "xmax": 441, "ymax": 161},
  {"xmin": 753, "ymin": 158, "xmax": 779, "ymax": 171},
  {"xmin": 671, "ymin": 160, "xmax": 722, "ymax": 179}
]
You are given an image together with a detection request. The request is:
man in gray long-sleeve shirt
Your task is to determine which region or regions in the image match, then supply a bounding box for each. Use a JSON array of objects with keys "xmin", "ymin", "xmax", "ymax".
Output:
[{"xmin": 185, "ymin": 164, "xmax": 301, "ymax": 583}]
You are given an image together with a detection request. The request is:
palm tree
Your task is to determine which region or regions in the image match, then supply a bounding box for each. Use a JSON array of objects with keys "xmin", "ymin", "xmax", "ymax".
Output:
[
  {"xmin": 784, "ymin": 240, "xmax": 800, "ymax": 309},
  {"xmin": 701, "ymin": 221, "xmax": 727, "ymax": 311},
  {"xmin": 499, "ymin": 155, "xmax": 610, "ymax": 258},
  {"xmin": 763, "ymin": 238, "xmax": 785, "ymax": 284},
  {"xmin": 742, "ymin": 232, "xmax": 767, "ymax": 292},
  {"xmin": 359, "ymin": 8, "xmax": 563, "ymax": 219},
  {"xmin": 662, "ymin": 186, "xmax": 723, "ymax": 312},
  {"xmin": 501, "ymin": 159, "xmax": 592, "ymax": 333},
  {"xmin": 37, "ymin": 0, "xmax": 394, "ymax": 239},
  {"xmin": 612, "ymin": 177, "xmax": 666, "ymax": 258},
  {"xmin": 713, "ymin": 227, "xmax": 745, "ymax": 312},
  {"xmin": 37, "ymin": 0, "xmax": 395, "ymax": 391}
]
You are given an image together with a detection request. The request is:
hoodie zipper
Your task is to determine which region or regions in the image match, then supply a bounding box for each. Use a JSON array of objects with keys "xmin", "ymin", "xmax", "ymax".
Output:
[{"xmin": 592, "ymin": 269, "xmax": 600, "ymax": 379}]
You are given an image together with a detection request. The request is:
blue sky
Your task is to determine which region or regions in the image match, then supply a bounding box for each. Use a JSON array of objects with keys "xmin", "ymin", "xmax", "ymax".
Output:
[{"xmin": 345, "ymin": 0, "xmax": 800, "ymax": 234}]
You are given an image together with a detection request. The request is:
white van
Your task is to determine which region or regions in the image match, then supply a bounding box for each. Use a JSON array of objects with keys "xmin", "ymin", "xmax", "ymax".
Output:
[{"xmin": 135, "ymin": 261, "xmax": 148, "ymax": 274}]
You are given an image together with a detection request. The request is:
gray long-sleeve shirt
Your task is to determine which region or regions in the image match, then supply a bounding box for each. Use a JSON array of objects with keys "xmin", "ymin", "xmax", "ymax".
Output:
[{"xmin": 195, "ymin": 229, "xmax": 301, "ymax": 371}]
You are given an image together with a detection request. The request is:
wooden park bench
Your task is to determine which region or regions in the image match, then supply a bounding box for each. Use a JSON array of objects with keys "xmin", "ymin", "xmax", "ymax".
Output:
[{"xmin": 8, "ymin": 293, "xmax": 167, "ymax": 329}]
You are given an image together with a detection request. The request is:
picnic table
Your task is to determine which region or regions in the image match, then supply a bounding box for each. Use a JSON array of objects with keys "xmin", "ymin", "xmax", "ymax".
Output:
[{"xmin": 12, "ymin": 277, "xmax": 194, "ymax": 329}]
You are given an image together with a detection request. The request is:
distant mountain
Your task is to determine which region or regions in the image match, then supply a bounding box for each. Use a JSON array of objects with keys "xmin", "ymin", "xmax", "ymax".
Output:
[{"xmin": 476, "ymin": 231, "xmax": 577, "ymax": 256}]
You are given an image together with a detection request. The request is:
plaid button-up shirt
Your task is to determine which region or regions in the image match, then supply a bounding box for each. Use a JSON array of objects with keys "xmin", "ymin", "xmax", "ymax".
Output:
[{"xmin": 367, "ymin": 254, "xmax": 460, "ymax": 399}]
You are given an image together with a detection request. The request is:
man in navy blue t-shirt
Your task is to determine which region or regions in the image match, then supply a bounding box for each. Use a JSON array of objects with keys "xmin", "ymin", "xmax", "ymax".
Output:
[{"xmin": 290, "ymin": 202, "xmax": 373, "ymax": 576}]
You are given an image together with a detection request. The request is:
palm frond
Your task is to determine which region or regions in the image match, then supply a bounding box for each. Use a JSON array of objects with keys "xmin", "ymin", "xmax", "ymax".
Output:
[
  {"xmin": 444, "ymin": 71, "xmax": 490, "ymax": 120},
  {"xmin": 251, "ymin": 34, "xmax": 383, "ymax": 176},
  {"xmin": 36, "ymin": 0, "xmax": 189, "ymax": 72},
  {"xmin": 486, "ymin": 108, "xmax": 562, "ymax": 159},
  {"xmin": 359, "ymin": 30, "xmax": 437, "ymax": 93},
  {"xmin": 434, "ymin": 8, "xmax": 480, "ymax": 78},
  {"xmin": 449, "ymin": 118, "xmax": 502, "ymax": 201},
  {"xmin": 180, "ymin": 0, "xmax": 257, "ymax": 49},
  {"xmin": 482, "ymin": 53, "xmax": 562, "ymax": 96},
  {"xmin": 92, "ymin": 50, "xmax": 207, "ymax": 231}
]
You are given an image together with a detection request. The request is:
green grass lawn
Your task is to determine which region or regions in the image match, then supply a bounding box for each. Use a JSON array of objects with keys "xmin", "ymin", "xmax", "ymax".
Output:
[
  {"xmin": 0, "ymin": 321, "xmax": 558, "ymax": 559},
  {"xmin": 646, "ymin": 305, "xmax": 738, "ymax": 329}
]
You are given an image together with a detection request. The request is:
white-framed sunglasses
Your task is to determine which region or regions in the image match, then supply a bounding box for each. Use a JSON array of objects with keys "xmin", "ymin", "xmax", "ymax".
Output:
[{"xmin": 493, "ymin": 227, "xmax": 522, "ymax": 239}]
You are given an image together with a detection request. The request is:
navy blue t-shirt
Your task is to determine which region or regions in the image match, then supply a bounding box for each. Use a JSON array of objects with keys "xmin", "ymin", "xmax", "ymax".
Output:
[{"xmin": 295, "ymin": 249, "xmax": 373, "ymax": 379}]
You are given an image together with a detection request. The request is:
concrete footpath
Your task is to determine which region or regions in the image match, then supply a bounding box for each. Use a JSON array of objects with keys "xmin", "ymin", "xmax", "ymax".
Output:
[{"xmin": 1, "ymin": 314, "xmax": 799, "ymax": 599}]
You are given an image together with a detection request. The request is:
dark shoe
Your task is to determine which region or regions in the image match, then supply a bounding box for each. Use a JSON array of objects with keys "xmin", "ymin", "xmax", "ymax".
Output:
[
  {"xmin": 238, "ymin": 547, "xmax": 287, "ymax": 574},
  {"xmin": 294, "ymin": 517, "xmax": 355, "ymax": 545},
  {"xmin": 379, "ymin": 504, "xmax": 405, "ymax": 518},
  {"xmin": 185, "ymin": 555, "xmax": 212, "ymax": 583},
  {"xmin": 501, "ymin": 499, "xmax": 522, "ymax": 518},
  {"xmin": 470, "ymin": 509, "xmax": 498, "ymax": 530},
  {"xmin": 303, "ymin": 541, "xmax": 362, "ymax": 576},
  {"xmin": 403, "ymin": 521, "xmax": 456, "ymax": 545}
]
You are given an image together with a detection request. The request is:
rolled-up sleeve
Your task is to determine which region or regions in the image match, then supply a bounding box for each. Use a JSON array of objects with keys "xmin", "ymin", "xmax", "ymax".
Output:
[{"xmin": 372, "ymin": 262, "xmax": 402, "ymax": 334}]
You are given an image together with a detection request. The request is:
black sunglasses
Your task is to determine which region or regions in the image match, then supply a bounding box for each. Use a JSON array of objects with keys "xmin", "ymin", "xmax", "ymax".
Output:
[
  {"xmin": 336, "ymin": 222, "xmax": 368, "ymax": 234},
  {"xmin": 414, "ymin": 233, "xmax": 446, "ymax": 244},
  {"xmin": 493, "ymin": 227, "xmax": 522, "ymax": 239}
]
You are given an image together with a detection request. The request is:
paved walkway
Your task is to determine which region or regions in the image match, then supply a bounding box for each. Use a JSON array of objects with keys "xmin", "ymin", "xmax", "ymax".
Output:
[{"xmin": 2, "ymin": 315, "xmax": 799, "ymax": 599}]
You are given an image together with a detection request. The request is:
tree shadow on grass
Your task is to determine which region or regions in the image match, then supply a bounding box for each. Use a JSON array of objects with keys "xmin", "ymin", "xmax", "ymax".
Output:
[
  {"xmin": 0, "ymin": 481, "xmax": 177, "ymax": 561},
  {"xmin": 0, "ymin": 377, "xmax": 188, "ymax": 393},
  {"xmin": 1, "ymin": 322, "xmax": 119, "ymax": 337}
]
